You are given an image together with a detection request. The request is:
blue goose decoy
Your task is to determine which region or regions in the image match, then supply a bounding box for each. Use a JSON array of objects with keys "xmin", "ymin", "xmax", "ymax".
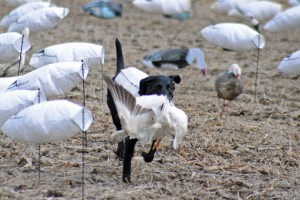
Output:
[
  {"xmin": 82, "ymin": 0, "xmax": 123, "ymax": 19},
  {"xmin": 141, "ymin": 48, "xmax": 207, "ymax": 76}
]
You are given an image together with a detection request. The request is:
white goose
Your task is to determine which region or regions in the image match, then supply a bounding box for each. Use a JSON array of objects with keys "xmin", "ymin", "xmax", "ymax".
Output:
[
  {"xmin": 263, "ymin": 6, "xmax": 300, "ymax": 33},
  {"xmin": 278, "ymin": 50, "xmax": 300, "ymax": 77},
  {"xmin": 8, "ymin": 7, "xmax": 69, "ymax": 33},
  {"xmin": 29, "ymin": 42, "xmax": 105, "ymax": 69},
  {"xmin": 141, "ymin": 48, "xmax": 207, "ymax": 76},
  {"xmin": 1, "ymin": 1, "xmax": 54, "ymax": 28},
  {"xmin": 103, "ymin": 75, "xmax": 188, "ymax": 150}
]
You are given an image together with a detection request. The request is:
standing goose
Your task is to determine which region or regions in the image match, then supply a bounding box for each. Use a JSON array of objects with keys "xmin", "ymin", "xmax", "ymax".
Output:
[
  {"xmin": 215, "ymin": 64, "xmax": 243, "ymax": 115},
  {"xmin": 142, "ymin": 48, "xmax": 207, "ymax": 76}
]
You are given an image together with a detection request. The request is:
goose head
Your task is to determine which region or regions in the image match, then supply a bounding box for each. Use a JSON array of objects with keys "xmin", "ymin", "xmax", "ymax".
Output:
[
  {"xmin": 186, "ymin": 48, "xmax": 207, "ymax": 76},
  {"xmin": 229, "ymin": 64, "xmax": 241, "ymax": 79}
]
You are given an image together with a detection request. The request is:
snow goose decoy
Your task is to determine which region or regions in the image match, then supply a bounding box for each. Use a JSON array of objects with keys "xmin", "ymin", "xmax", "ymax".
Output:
[
  {"xmin": 210, "ymin": 0, "xmax": 259, "ymax": 15},
  {"xmin": 4, "ymin": 0, "xmax": 49, "ymax": 7},
  {"xmin": 215, "ymin": 64, "xmax": 243, "ymax": 115},
  {"xmin": 0, "ymin": 27, "xmax": 31, "ymax": 76},
  {"xmin": 227, "ymin": 1, "xmax": 282, "ymax": 31},
  {"xmin": 1, "ymin": 1, "xmax": 54, "ymax": 28},
  {"xmin": 82, "ymin": 0, "xmax": 123, "ymax": 19},
  {"xmin": 278, "ymin": 50, "xmax": 300, "ymax": 77},
  {"xmin": 133, "ymin": 0, "xmax": 192, "ymax": 20},
  {"xmin": 263, "ymin": 6, "xmax": 300, "ymax": 33},
  {"xmin": 8, "ymin": 7, "xmax": 69, "ymax": 33},
  {"xmin": 0, "ymin": 90, "xmax": 45, "ymax": 127},
  {"xmin": 1, "ymin": 99, "xmax": 93, "ymax": 144},
  {"xmin": 29, "ymin": 42, "xmax": 104, "ymax": 69},
  {"xmin": 104, "ymin": 74, "xmax": 188, "ymax": 181},
  {"xmin": 142, "ymin": 48, "xmax": 207, "ymax": 76},
  {"xmin": 5, "ymin": 61, "xmax": 89, "ymax": 99}
]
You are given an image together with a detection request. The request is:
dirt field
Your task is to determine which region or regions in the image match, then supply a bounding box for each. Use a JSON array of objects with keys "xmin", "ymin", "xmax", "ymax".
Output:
[{"xmin": 0, "ymin": 0, "xmax": 300, "ymax": 199}]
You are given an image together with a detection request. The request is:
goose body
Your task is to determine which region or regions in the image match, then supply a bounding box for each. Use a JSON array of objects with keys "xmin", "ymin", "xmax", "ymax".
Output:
[
  {"xmin": 133, "ymin": 0, "xmax": 192, "ymax": 20},
  {"xmin": 104, "ymin": 75, "xmax": 187, "ymax": 149},
  {"xmin": 210, "ymin": 0, "xmax": 260, "ymax": 15},
  {"xmin": 1, "ymin": 2, "xmax": 53, "ymax": 28},
  {"xmin": 201, "ymin": 23, "xmax": 265, "ymax": 51},
  {"xmin": 142, "ymin": 48, "xmax": 207, "ymax": 75},
  {"xmin": 8, "ymin": 7, "xmax": 69, "ymax": 33},
  {"xmin": 29, "ymin": 42, "xmax": 104, "ymax": 69},
  {"xmin": 82, "ymin": 0, "xmax": 123, "ymax": 19},
  {"xmin": 215, "ymin": 64, "xmax": 243, "ymax": 113},
  {"xmin": 288, "ymin": 0, "xmax": 300, "ymax": 6},
  {"xmin": 0, "ymin": 77, "xmax": 19, "ymax": 91},
  {"xmin": 278, "ymin": 50, "xmax": 300, "ymax": 76},
  {"xmin": 263, "ymin": 6, "xmax": 300, "ymax": 33},
  {"xmin": 5, "ymin": 62, "xmax": 89, "ymax": 98},
  {"xmin": 1, "ymin": 100, "xmax": 93, "ymax": 144}
]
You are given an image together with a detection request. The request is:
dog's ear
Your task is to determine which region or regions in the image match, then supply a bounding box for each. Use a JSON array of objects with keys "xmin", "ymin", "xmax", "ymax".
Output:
[
  {"xmin": 139, "ymin": 77, "xmax": 151, "ymax": 95},
  {"xmin": 169, "ymin": 75, "xmax": 181, "ymax": 84}
]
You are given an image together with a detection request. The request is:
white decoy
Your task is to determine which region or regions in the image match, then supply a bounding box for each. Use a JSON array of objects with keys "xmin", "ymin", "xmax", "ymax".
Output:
[
  {"xmin": 4, "ymin": 0, "xmax": 49, "ymax": 7},
  {"xmin": 29, "ymin": 42, "xmax": 105, "ymax": 69},
  {"xmin": 133, "ymin": 0, "xmax": 192, "ymax": 20},
  {"xmin": 278, "ymin": 50, "xmax": 300, "ymax": 77},
  {"xmin": 263, "ymin": 6, "xmax": 300, "ymax": 33},
  {"xmin": 215, "ymin": 64, "xmax": 243, "ymax": 115},
  {"xmin": 0, "ymin": 27, "xmax": 31, "ymax": 64},
  {"xmin": 288, "ymin": 0, "xmax": 300, "ymax": 7},
  {"xmin": 201, "ymin": 23, "xmax": 265, "ymax": 51},
  {"xmin": 5, "ymin": 61, "xmax": 89, "ymax": 98},
  {"xmin": 0, "ymin": 77, "xmax": 18, "ymax": 91},
  {"xmin": 0, "ymin": 90, "xmax": 45, "ymax": 127},
  {"xmin": 1, "ymin": 2, "xmax": 54, "ymax": 28},
  {"xmin": 1, "ymin": 99, "xmax": 93, "ymax": 144},
  {"xmin": 227, "ymin": 1, "xmax": 282, "ymax": 28},
  {"xmin": 104, "ymin": 74, "xmax": 188, "ymax": 150},
  {"xmin": 210, "ymin": 0, "xmax": 260, "ymax": 15},
  {"xmin": 141, "ymin": 48, "xmax": 207, "ymax": 76},
  {"xmin": 8, "ymin": 7, "xmax": 69, "ymax": 33}
]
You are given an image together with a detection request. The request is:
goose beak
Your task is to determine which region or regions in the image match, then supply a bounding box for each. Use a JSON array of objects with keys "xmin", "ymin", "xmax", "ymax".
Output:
[
  {"xmin": 201, "ymin": 68, "xmax": 206, "ymax": 76},
  {"xmin": 237, "ymin": 74, "xmax": 241, "ymax": 79}
]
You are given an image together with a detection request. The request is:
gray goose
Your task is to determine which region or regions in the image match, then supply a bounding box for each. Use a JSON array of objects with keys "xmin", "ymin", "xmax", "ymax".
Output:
[{"xmin": 215, "ymin": 64, "xmax": 243, "ymax": 115}]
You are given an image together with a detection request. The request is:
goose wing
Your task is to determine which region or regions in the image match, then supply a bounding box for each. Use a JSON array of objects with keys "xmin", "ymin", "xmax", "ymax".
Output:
[
  {"xmin": 145, "ymin": 48, "xmax": 188, "ymax": 62},
  {"xmin": 103, "ymin": 75, "xmax": 167, "ymax": 141}
]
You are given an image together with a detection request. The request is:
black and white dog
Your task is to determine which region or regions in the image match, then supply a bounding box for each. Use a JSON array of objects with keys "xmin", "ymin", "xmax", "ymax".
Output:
[{"xmin": 107, "ymin": 38, "xmax": 181, "ymax": 183}]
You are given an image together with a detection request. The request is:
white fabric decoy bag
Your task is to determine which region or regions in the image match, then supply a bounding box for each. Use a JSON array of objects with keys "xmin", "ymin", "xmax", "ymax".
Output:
[
  {"xmin": 4, "ymin": 0, "xmax": 49, "ymax": 7},
  {"xmin": 0, "ymin": 90, "xmax": 45, "ymax": 127},
  {"xmin": 29, "ymin": 42, "xmax": 105, "ymax": 69},
  {"xmin": 0, "ymin": 76, "xmax": 19, "ymax": 92},
  {"xmin": 278, "ymin": 50, "xmax": 300, "ymax": 76},
  {"xmin": 5, "ymin": 62, "xmax": 89, "ymax": 98},
  {"xmin": 201, "ymin": 23, "xmax": 265, "ymax": 51},
  {"xmin": 1, "ymin": 2, "xmax": 53, "ymax": 28},
  {"xmin": 1, "ymin": 100, "xmax": 93, "ymax": 144},
  {"xmin": 114, "ymin": 67, "xmax": 148, "ymax": 97},
  {"xmin": 8, "ymin": 7, "xmax": 69, "ymax": 33},
  {"xmin": 0, "ymin": 32, "xmax": 31, "ymax": 64},
  {"xmin": 263, "ymin": 6, "xmax": 300, "ymax": 33}
]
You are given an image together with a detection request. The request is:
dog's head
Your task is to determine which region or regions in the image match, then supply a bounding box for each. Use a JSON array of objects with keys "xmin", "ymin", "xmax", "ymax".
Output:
[{"xmin": 138, "ymin": 75, "xmax": 181, "ymax": 100}]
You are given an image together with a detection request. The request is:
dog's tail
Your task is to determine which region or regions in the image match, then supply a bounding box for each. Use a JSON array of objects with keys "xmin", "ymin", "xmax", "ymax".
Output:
[{"xmin": 114, "ymin": 38, "xmax": 124, "ymax": 79}]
